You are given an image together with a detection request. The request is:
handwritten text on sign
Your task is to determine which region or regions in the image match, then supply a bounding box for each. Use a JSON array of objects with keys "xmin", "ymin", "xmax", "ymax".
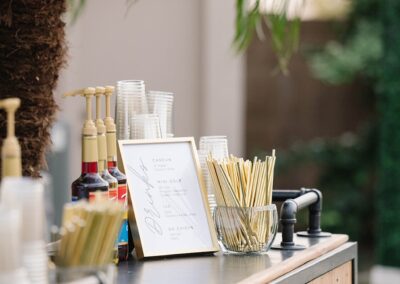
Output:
[{"xmin": 121, "ymin": 141, "xmax": 214, "ymax": 256}]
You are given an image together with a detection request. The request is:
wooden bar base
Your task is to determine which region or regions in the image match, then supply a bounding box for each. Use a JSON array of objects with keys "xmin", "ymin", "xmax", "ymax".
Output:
[
  {"xmin": 309, "ymin": 261, "xmax": 352, "ymax": 284},
  {"xmin": 117, "ymin": 233, "xmax": 357, "ymax": 284}
]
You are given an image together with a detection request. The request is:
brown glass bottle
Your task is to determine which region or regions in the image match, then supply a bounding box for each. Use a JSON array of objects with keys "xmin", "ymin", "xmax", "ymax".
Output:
[
  {"xmin": 100, "ymin": 166, "xmax": 118, "ymax": 200},
  {"xmin": 68, "ymin": 87, "xmax": 109, "ymax": 202},
  {"xmin": 71, "ymin": 161, "xmax": 108, "ymax": 202}
]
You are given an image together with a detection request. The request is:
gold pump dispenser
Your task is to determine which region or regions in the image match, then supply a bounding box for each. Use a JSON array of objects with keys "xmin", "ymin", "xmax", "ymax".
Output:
[
  {"xmin": 63, "ymin": 87, "xmax": 98, "ymax": 164},
  {"xmin": 104, "ymin": 86, "xmax": 117, "ymax": 162},
  {"xmin": 0, "ymin": 98, "xmax": 22, "ymax": 177},
  {"xmin": 63, "ymin": 87, "xmax": 109, "ymax": 202},
  {"xmin": 95, "ymin": 87, "xmax": 108, "ymax": 173},
  {"xmin": 95, "ymin": 86, "xmax": 118, "ymax": 199}
]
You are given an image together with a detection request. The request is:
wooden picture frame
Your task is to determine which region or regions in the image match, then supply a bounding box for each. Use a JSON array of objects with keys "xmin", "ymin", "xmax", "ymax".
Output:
[{"xmin": 117, "ymin": 137, "xmax": 219, "ymax": 259}]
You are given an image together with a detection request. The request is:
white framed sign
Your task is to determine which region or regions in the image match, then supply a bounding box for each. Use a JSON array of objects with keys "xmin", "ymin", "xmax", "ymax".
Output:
[{"xmin": 118, "ymin": 137, "xmax": 219, "ymax": 259}]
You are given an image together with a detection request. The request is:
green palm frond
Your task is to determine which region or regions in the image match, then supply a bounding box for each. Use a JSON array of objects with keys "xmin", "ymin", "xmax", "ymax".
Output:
[
  {"xmin": 66, "ymin": 0, "xmax": 138, "ymax": 24},
  {"xmin": 234, "ymin": 0, "xmax": 303, "ymax": 75},
  {"xmin": 66, "ymin": 0, "xmax": 87, "ymax": 24}
]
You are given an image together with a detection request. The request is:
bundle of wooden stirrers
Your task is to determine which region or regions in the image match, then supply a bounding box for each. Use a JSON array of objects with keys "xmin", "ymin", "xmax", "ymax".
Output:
[
  {"xmin": 206, "ymin": 150, "xmax": 276, "ymax": 207},
  {"xmin": 206, "ymin": 151, "xmax": 276, "ymax": 252},
  {"xmin": 56, "ymin": 196, "xmax": 124, "ymax": 267}
]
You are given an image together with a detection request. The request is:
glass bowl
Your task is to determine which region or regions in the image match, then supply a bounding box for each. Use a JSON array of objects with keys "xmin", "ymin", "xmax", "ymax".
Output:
[
  {"xmin": 214, "ymin": 204, "xmax": 278, "ymax": 254},
  {"xmin": 51, "ymin": 264, "xmax": 116, "ymax": 284}
]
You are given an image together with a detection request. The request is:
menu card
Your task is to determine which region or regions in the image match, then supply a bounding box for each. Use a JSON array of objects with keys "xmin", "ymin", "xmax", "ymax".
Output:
[{"xmin": 118, "ymin": 138, "xmax": 219, "ymax": 258}]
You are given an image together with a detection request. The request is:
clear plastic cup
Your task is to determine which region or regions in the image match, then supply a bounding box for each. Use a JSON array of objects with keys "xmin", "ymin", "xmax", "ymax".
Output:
[
  {"xmin": 130, "ymin": 114, "xmax": 162, "ymax": 139},
  {"xmin": 1, "ymin": 177, "xmax": 46, "ymax": 243},
  {"xmin": 0, "ymin": 206, "xmax": 22, "ymax": 273},
  {"xmin": 147, "ymin": 91, "xmax": 174, "ymax": 138},
  {"xmin": 0, "ymin": 177, "xmax": 48, "ymax": 283},
  {"xmin": 53, "ymin": 264, "xmax": 116, "ymax": 284},
  {"xmin": 0, "ymin": 267, "xmax": 30, "ymax": 284},
  {"xmin": 116, "ymin": 80, "xmax": 147, "ymax": 140},
  {"xmin": 198, "ymin": 136, "xmax": 229, "ymax": 214},
  {"xmin": 21, "ymin": 241, "xmax": 48, "ymax": 284},
  {"xmin": 197, "ymin": 149, "xmax": 216, "ymax": 216},
  {"xmin": 199, "ymin": 136, "xmax": 229, "ymax": 160}
]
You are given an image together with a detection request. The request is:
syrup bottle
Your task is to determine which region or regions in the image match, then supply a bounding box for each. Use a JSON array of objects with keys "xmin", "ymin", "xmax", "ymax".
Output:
[
  {"xmin": 0, "ymin": 98, "xmax": 22, "ymax": 177},
  {"xmin": 64, "ymin": 87, "xmax": 108, "ymax": 202},
  {"xmin": 95, "ymin": 86, "xmax": 119, "ymax": 264},
  {"xmin": 104, "ymin": 86, "xmax": 130, "ymax": 261}
]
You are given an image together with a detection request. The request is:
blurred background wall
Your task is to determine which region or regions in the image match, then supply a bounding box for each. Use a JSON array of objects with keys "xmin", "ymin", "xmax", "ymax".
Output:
[{"xmin": 54, "ymin": 0, "xmax": 245, "ymax": 193}]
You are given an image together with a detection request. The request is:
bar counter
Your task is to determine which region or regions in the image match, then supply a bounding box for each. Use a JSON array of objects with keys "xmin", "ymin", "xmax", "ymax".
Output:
[{"xmin": 117, "ymin": 233, "xmax": 357, "ymax": 283}]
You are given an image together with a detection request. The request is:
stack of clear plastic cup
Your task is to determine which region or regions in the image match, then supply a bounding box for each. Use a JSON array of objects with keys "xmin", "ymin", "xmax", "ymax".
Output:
[
  {"xmin": 199, "ymin": 136, "xmax": 229, "ymax": 160},
  {"xmin": 116, "ymin": 80, "xmax": 147, "ymax": 140},
  {"xmin": 197, "ymin": 149, "xmax": 215, "ymax": 216},
  {"xmin": 198, "ymin": 136, "xmax": 229, "ymax": 215},
  {"xmin": 147, "ymin": 91, "xmax": 174, "ymax": 138},
  {"xmin": 1, "ymin": 177, "xmax": 48, "ymax": 284},
  {"xmin": 130, "ymin": 114, "xmax": 162, "ymax": 139},
  {"xmin": 0, "ymin": 206, "xmax": 30, "ymax": 284}
]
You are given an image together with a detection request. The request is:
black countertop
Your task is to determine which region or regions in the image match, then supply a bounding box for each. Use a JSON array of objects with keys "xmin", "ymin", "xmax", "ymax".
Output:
[{"xmin": 117, "ymin": 233, "xmax": 357, "ymax": 284}]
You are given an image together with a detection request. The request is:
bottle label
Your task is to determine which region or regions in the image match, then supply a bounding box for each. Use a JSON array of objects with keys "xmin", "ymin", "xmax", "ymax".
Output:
[
  {"xmin": 109, "ymin": 188, "xmax": 118, "ymax": 201},
  {"xmin": 117, "ymin": 183, "xmax": 129, "ymax": 259},
  {"xmin": 89, "ymin": 191, "xmax": 108, "ymax": 202},
  {"xmin": 118, "ymin": 184, "xmax": 127, "ymax": 206},
  {"xmin": 118, "ymin": 218, "xmax": 129, "ymax": 244}
]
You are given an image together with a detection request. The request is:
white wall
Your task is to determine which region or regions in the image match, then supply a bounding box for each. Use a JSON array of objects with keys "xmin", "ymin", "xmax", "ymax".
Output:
[
  {"xmin": 200, "ymin": 0, "xmax": 245, "ymax": 156},
  {"xmin": 56, "ymin": 0, "xmax": 244, "ymax": 185}
]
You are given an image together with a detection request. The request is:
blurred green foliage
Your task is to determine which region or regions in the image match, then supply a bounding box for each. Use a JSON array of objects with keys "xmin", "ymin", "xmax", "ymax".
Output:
[
  {"xmin": 66, "ymin": 0, "xmax": 86, "ymax": 24},
  {"xmin": 265, "ymin": 0, "xmax": 382, "ymax": 248},
  {"xmin": 375, "ymin": 0, "xmax": 400, "ymax": 267},
  {"xmin": 309, "ymin": 0, "xmax": 382, "ymax": 85},
  {"xmin": 274, "ymin": 125, "xmax": 376, "ymax": 243},
  {"xmin": 309, "ymin": 20, "xmax": 382, "ymax": 85},
  {"xmin": 234, "ymin": 0, "xmax": 302, "ymax": 75},
  {"xmin": 304, "ymin": 0, "xmax": 400, "ymax": 267}
]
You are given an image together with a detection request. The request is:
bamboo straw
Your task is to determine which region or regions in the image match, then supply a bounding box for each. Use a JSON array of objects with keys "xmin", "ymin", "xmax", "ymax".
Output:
[{"xmin": 56, "ymin": 199, "xmax": 124, "ymax": 267}]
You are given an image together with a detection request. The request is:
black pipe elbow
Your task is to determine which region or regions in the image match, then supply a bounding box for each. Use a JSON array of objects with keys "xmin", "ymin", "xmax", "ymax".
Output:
[
  {"xmin": 306, "ymin": 188, "xmax": 322, "ymax": 212},
  {"xmin": 304, "ymin": 188, "xmax": 323, "ymax": 235},
  {"xmin": 281, "ymin": 199, "xmax": 298, "ymax": 221},
  {"xmin": 280, "ymin": 199, "xmax": 298, "ymax": 246},
  {"xmin": 272, "ymin": 188, "xmax": 331, "ymax": 250}
]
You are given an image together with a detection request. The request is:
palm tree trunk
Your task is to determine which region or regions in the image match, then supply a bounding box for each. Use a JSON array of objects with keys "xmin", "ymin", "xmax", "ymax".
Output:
[{"xmin": 0, "ymin": 0, "xmax": 66, "ymax": 177}]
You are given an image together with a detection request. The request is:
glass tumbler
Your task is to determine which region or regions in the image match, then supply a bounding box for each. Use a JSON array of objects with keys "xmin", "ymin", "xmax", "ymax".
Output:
[{"xmin": 214, "ymin": 204, "xmax": 278, "ymax": 254}]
